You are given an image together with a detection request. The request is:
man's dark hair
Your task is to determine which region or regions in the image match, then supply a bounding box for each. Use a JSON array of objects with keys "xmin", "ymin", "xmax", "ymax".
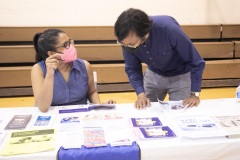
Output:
[
  {"xmin": 114, "ymin": 8, "xmax": 152, "ymax": 42},
  {"xmin": 33, "ymin": 29, "xmax": 65, "ymax": 62}
]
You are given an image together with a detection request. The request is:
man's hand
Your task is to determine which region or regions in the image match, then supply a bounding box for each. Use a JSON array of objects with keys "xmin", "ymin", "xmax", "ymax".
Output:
[
  {"xmin": 182, "ymin": 95, "xmax": 200, "ymax": 108},
  {"xmin": 135, "ymin": 93, "xmax": 151, "ymax": 110}
]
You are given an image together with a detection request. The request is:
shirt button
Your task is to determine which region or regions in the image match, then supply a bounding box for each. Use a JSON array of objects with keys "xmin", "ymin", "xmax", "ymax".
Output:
[
  {"xmin": 153, "ymin": 63, "xmax": 155, "ymax": 65},
  {"xmin": 147, "ymin": 51, "xmax": 149, "ymax": 54},
  {"xmin": 66, "ymin": 89, "xmax": 68, "ymax": 92},
  {"xmin": 144, "ymin": 45, "xmax": 146, "ymax": 47},
  {"xmin": 150, "ymin": 57, "xmax": 152, "ymax": 60}
]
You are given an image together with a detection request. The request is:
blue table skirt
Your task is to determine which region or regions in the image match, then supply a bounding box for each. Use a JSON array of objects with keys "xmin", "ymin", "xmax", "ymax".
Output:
[{"xmin": 58, "ymin": 142, "xmax": 140, "ymax": 160}]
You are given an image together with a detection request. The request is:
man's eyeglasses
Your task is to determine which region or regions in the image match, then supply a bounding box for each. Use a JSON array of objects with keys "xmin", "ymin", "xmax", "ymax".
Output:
[
  {"xmin": 56, "ymin": 39, "xmax": 74, "ymax": 49},
  {"xmin": 117, "ymin": 38, "xmax": 144, "ymax": 49}
]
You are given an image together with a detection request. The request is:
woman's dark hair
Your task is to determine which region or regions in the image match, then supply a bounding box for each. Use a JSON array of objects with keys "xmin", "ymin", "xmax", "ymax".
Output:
[
  {"xmin": 33, "ymin": 29, "xmax": 65, "ymax": 62},
  {"xmin": 114, "ymin": 8, "xmax": 152, "ymax": 42}
]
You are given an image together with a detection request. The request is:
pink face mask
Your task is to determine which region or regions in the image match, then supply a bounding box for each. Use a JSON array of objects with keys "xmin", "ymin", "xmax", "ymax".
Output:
[{"xmin": 61, "ymin": 45, "xmax": 77, "ymax": 63}]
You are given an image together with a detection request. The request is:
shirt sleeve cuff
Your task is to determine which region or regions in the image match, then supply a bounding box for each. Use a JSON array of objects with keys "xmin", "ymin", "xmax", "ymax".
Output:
[
  {"xmin": 135, "ymin": 86, "xmax": 145, "ymax": 96},
  {"xmin": 191, "ymin": 82, "xmax": 202, "ymax": 92}
]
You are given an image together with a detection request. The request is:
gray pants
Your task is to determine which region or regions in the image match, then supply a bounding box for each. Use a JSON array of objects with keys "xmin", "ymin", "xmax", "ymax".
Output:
[{"xmin": 144, "ymin": 68, "xmax": 191, "ymax": 102}]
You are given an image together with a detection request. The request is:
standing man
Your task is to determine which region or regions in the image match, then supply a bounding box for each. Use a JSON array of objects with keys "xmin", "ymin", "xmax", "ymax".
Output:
[{"xmin": 114, "ymin": 8, "xmax": 205, "ymax": 109}]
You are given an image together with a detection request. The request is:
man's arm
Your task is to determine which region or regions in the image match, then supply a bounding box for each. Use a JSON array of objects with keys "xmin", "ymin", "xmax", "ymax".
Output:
[
  {"xmin": 168, "ymin": 23, "xmax": 205, "ymax": 92},
  {"xmin": 122, "ymin": 48, "xmax": 145, "ymax": 95}
]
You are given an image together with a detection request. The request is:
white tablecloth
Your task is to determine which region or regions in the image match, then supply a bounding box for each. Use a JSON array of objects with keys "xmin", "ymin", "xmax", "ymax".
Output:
[{"xmin": 0, "ymin": 98, "xmax": 240, "ymax": 160}]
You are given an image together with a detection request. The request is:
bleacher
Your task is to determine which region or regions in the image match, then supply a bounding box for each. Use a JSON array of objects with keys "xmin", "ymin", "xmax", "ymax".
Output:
[{"xmin": 0, "ymin": 25, "xmax": 240, "ymax": 97}]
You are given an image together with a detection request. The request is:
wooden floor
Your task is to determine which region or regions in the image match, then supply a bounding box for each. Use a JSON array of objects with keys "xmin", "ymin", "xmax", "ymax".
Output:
[{"xmin": 0, "ymin": 87, "xmax": 236, "ymax": 108}]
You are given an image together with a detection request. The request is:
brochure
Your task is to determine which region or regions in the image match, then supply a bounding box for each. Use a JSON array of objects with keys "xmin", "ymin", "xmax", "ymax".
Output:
[
  {"xmin": 158, "ymin": 100, "xmax": 187, "ymax": 113},
  {"xmin": 103, "ymin": 113, "xmax": 128, "ymax": 128},
  {"xmin": 0, "ymin": 129, "xmax": 55, "ymax": 156},
  {"xmin": 58, "ymin": 116, "xmax": 81, "ymax": 131},
  {"xmin": 33, "ymin": 116, "xmax": 53, "ymax": 127},
  {"xmin": 133, "ymin": 126, "xmax": 176, "ymax": 140},
  {"xmin": 171, "ymin": 114, "xmax": 225, "ymax": 138},
  {"xmin": 130, "ymin": 117, "xmax": 162, "ymax": 127},
  {"xmin": 83, "ymin": 128, "xmax": 107, "ymax": 148},
  {"xmin": 81, "ymin": 114, "xmax": 103, "ymax": 127},
  {"xmin": 105, "ymin": 128, "xmax": 134, "ymax": 147},
  {"xmin": 61, "ymin": 131, "xmax": 83, "ymax": 149},
  {"xmin": 5, "ymin": 114, "xmax": 32, "ymax": 130},
  {"xmin": 212, "ymin": 115, "xmax": 240, "ymax": 138}
]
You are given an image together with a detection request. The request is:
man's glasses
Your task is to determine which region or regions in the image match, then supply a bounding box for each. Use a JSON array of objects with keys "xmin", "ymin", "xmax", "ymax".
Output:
[
  {"xmin": 56, "ymin": 39, "xmax": 74, "ymax": 49},
  {"xmin": 117, "ymin": 38, "xmax": 143, "ymax": 49}
]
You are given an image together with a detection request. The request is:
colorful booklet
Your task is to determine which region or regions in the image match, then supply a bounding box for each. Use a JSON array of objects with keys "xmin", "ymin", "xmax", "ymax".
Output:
[
  {"xmin": 5, "ymin": 114, "xmax": 32, "ymax": 130},
  {"xmin": 0, "ymin": 129, "xmax": 55, "ymax": 156},
  {"xmin": 58, "ymin": 104, "xmax": 116, "ymax": 113},
  {"xmin": 134, "ymin": 126, "xmax": 176, "ymax": 139},
  {"xmin": 83, "ymin": 128, "xmax": 107, "ymax": 148},
  {"xmin": 130, "ymin": 117, "xmax": 163, "ymax": 127}
]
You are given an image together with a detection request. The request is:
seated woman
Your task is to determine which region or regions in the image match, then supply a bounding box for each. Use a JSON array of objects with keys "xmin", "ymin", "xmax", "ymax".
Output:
[{"xmin": 32, "ymin": 29, "xmax": 115, "ymax": 112}]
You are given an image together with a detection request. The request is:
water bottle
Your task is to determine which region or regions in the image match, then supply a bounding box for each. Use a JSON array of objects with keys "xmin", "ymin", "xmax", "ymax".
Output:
[
  {"xmin": 236, "ymin": 83, "xmax": 240, "ymax": 102},
  {"xmin": 93, "ymin": 71, "xmax": 97, "ymax": 90}
]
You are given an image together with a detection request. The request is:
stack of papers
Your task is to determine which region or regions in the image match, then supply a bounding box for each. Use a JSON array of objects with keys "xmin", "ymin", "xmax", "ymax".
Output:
[
  {"xmin": 212, "ymin": 115, "xmax": 240, "ymax": 138},
  {"xmin": 105, "ymin": 128, "xmax": 134, "ymax": 147},
  {"xmin": 171, "ymin": 114, "xmax": 226, "ymax": 138}
]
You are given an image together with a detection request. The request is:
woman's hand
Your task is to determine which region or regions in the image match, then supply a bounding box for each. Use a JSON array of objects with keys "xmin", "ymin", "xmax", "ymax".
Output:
[
  {"xmin": 102, "ymin": 99, "xmax": 116, "ymax": 104},
  {"xmin": 45, "ymin": 54, "xmax": 61, "ymax": 76}
]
